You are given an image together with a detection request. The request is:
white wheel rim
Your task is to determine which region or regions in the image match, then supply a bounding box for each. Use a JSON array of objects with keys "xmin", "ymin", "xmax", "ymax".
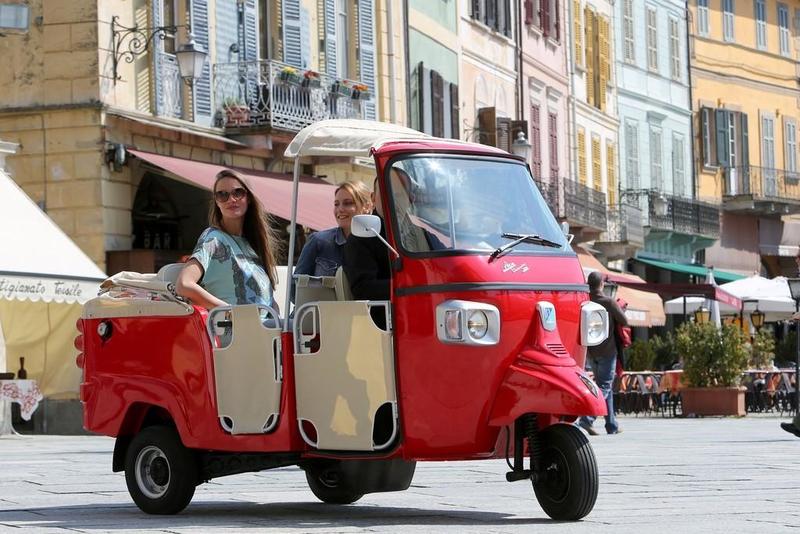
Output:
[{"xmin": 135, "ymin": 445, "xmax": 171, "ymax": 499}]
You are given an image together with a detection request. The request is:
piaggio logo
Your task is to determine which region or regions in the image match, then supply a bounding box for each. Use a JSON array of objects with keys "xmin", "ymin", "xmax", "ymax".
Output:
[{"xmin": 502, "ymin": 262, "xmax": 529, "ymax": 273}]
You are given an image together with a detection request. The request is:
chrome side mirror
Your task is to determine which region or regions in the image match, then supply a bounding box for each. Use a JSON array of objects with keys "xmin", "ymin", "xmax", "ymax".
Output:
[{"xmin": 351, "ymin": 214, "xmax": 382, "ymax": 238}]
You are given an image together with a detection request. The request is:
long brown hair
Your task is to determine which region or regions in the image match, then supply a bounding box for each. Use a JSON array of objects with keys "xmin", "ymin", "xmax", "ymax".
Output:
[
  {"xmin": 335, "ymin": 180, "xmax": 373, "ymax": 212},
  {"xmin": 210, "ymin": 170, "xmax": 279, "ymax": 288}
]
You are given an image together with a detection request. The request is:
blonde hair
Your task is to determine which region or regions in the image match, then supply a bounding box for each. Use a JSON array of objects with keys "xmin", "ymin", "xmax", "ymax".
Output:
[
  {"xmin": 210, "ymin": 169, "xmax": 280, "ymax": 288},
  {"xmin": 335, "ymin": 180, "xmax": 373, "ymax": 213}
]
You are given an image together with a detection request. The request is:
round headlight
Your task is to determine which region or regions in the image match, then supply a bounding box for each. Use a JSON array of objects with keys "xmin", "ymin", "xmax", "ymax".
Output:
[
  {"xmin": 587, "ymin": 311, "xmax": 604, "ymax": 341},
  {"xmin": 467, "ymin": 310, "xmax": 489, "ymax": 339}
]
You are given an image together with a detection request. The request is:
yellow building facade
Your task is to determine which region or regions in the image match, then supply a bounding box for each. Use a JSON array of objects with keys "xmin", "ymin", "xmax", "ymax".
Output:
[{"xmin": 690, "ymin": 0, "xmax": 800, "ymax": 276}]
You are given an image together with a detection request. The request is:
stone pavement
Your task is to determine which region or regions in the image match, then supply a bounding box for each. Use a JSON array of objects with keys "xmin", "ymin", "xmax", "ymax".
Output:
[{"xmin": 1, "ymin": 415, "xmax": 800, "ymax": 533}]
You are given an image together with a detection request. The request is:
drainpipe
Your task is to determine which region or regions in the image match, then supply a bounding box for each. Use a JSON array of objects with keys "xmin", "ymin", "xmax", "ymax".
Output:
[
  {"xmin": 403, "ymin": 0, "xmax": 411, "ymax": 127},
  {"xmin": 685, "ymin": 0, "xmax": 697, "ymax": 201},
  {"xmin": 515, "ymin": 0, "xmax": 523, "ymax": 121},
  {"xmin": 565, "ymin": 0, "xmax": 579, "ymax": 220},
  {"xmin": 386, "ymin": 0, "xmax": 397, "ymax": 124}
]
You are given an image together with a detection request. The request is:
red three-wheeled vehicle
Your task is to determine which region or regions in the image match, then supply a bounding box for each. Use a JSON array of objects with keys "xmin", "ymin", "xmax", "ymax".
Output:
[{"xmin": 76, "ymin": 120, "xmax": 609, "ymax": 520}]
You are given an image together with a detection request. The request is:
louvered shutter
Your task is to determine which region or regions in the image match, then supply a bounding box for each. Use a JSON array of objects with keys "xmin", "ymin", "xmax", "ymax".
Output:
[
  {"xmin": 323, "ymin": 0, "xmax": 337, "ymax": 76},
  {"xmin": 190, "ymin": 0, "xmax": 212, "ymax": 126},
  {"xmin": 358, "ymin": 0, "xmax": 377, "ymax": 120},
  {"xmin": 541, "ymin": 0, "xmax": 549, "ymax": 36},
  {"xmin": 578, "ymin": 129, "xmax": 587, "ymax": 185},
  {"xmin": 598, "ymin": 16, "xmax": 609, "ymax": 111},
  {"xmin": 282, "ymin": 0, "xmax": 303, "ymax": 67},
  {"xmin": 531, "ymin": 105, "xmax": 542, "ymax": 176},
  {"xmin": 524, "ymin": 0, "xmax": 534, "ymax": 24},
  {"xmin": 553, "ymin": 0, "xmax": 560, "ymax": 40},
  {"xmin": 152, "ymin": 0, "xmax": 165, "ymax": 116},
  {"xmin": 549, "ymin": 112, "xmax": 559, "ymax": 178},
  {"xmin": 573, "ymin": 0, "xmax": 582, "ymax": 67},
  {"xmin": 715, "ymin": 109, "xmax": 729, "ymax": 166},
  {"xmin": 584, "ymin": 7, "xmax": 594, "ymax": 106},
  {"xmin": 449, "ymin": 83, "xmax": 460, "ymax": 139},
  {"xmin": 740, "ymin": 113, "xmax": 749, "ymax": 167},
  {"xmin": 214, "ymin": 0, "xmax": 237, "ymax": 64},
  {"xmin": 591, "ymin": 136, "xmax": 602, "ymax": 191},
  {"xmin": 606, "ymin": 142, "xmax": 616, "ymax": 205},
  {"xmin": 496, "ymin": 117, "xmax": 512, "ymax": 152},
  {"xmin": 478, "ymin": 107, "xmax": 497, "ymax": 146},
  {"xmin": 243, "ymin": 0, "xmax": 258, "ymax": 60}
]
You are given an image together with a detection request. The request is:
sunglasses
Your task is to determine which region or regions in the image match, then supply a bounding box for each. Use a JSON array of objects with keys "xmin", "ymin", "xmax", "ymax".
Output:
[{"xmin": 214, "ymin": 187, "xmax": 247, "ymax": 203}]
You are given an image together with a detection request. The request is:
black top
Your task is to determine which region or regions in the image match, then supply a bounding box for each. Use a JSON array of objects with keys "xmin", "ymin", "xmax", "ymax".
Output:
[
  {"xmin": 343, "ymin": 216, "xmax": 391, "ymax": 301},
  {"xmin": 588, "ymin": 290, "xmax": 629, "ymax": 359}
]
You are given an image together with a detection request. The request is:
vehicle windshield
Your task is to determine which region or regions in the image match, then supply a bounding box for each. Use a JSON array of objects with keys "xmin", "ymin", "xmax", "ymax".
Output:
[{"xmin": 386, "ymin": 156, "xmax": 569, "ymax": 256}]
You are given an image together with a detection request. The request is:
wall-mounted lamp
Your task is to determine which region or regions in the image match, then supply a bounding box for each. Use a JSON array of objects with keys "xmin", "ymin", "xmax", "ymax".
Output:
[
  {"xmin": 105, "ymin": 143, "xmax": 127, "ymax": 172},
  {"xmin": 111, "ymin": 15, "xmax": 207, "ymax": 87}
]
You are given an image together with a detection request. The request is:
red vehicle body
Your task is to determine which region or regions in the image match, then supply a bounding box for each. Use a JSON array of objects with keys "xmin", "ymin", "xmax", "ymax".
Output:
[{"xmin": 77, "ymin": 121, "xmax": 609, "ymax": 520}]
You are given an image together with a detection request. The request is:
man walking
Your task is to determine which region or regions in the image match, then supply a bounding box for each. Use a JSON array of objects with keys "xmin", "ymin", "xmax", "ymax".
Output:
[{"xmin": 578, "ymin": 271, "xmax": 629, "ymax": 436}]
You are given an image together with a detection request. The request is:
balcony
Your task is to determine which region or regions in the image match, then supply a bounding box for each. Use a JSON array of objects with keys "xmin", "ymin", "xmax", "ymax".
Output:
[
  {"xmin": 647, "ymin": 192, "xmax": 720, "ymax": 239},
  {"xmin": 213, "ymin": 60, "xmax": 367, "ymax": 132},
  {"xmin": 594, "ymin": 203, "xmax": 644, "ymax": 260},
  {"xmin": 722, "ymin": 166, "xmax": 800, "ymax": 215},
  {"xmin": 533, "ymin": 178, "xmax": 558, "ymax": 217},
  {"xmin": 562, "ymin": 179, "xmax": 607, "ymax": 234}
]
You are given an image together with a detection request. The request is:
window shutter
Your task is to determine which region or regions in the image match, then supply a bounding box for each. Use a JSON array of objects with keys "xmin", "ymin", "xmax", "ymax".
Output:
[
  {"xmin": 531, "ymin": 105, "xmax": 542, "ymax": 177},
  {"xmin": 625, "ymin": 121, "xmax": 639, "ymax": 189},
  {"xmin": 553, "ymin": 0, "xmax": 560, "ymax": 40},
  {"xmin": 323, "ymin": 0, "xmax": 337, "ymax": 76},
  {"xmin": 549, "ymin": 112, "xmax": 559, "ymax": 178},
  {"xmin": 715, "ymin": 109, "xmax": 729, "ymax": 166},
  {"xmin": 524, "ymin": 0, "xmax": 534, "ymax": 24},
  {"xmin": 503, "ymin": 0, "xmax": 512, "ymax": 36},
  {"xmin": 449, "ymin": 83, "xmax": 460, "ymax": 139},
  {"xmin": 578, "ymin": 129, "xmax": 587, "ymax": 185},
  {"xmin": 471, "ymin": 0, "xmax": 481, "ymax": 18},
  {"xmin": 243, "ymin": 0, "xmax": 258, "ymax": 60},
  {"xmin": 496, "ymin": 116, "xmax": 512, "ymax": 152},
  {"xmin": 584, "ymin": 7, "xmax": 594, "ymax": 106},
  {"xmin": 190, "ymin": 0, "xmax": 212, "ymax": 126},
  {"xmin": 591, "ymin": 136, "xmax": 602, "ymax": 191},
  {"xmin": 740, "ymin": 113, "xmax": 749, "ymax": 167},
  {"xmin": 606, "ymin": 142, "xmax": 616, "ymax": 205},
  {"xmin": 431, "ymin": 70, "xmax": 444, "ymax": 137},
  {"xmin": 282, "ymin": 0, "xmax": 303, "ymax": 67},
  {"xmin": 598, "ymin": 16, "xmax": 609, "ymax": 110},
  {"xmin": 701, "ymin": 107, "xmax": 713, "ymax": 166},
  {"xmin": 541, "ymin": 0, "xmax": 550, "ymax": 36},
  {"xmin": 152, "ymin": 0, "xmax": 165, "ymax": 116},
  {"xmin": 478, "ymin": 107, "xmax": 497, "ymax": 146},
  {"xmin": 358, "ymin": 0, "xmax": 377, "ymax": 120},
  {"xmin": 573, "ymin": 1, "xmax": 582, "ymax": 67}
]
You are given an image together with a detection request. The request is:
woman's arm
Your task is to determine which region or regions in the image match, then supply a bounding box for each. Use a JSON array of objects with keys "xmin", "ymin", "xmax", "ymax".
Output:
[{"xmin": 176, "ymin": 259, "xmax": 228, "ymax": 309}]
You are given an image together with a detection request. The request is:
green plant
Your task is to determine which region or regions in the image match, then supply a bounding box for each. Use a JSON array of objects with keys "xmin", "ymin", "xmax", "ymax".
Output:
[
  {"xmin": 748, "ymin": 330, "xmax": 775, "ymax": 370},
  {"xmin": 651, "ymin": 333, "xmax": 679, "ymax": 371},
  {"xmin": 675, "ymin": 322, "xmax": 749, "ymax": 388},
  {"xmin": 626, "ymin": 340, "xmax": 655, "ymax": 372}
]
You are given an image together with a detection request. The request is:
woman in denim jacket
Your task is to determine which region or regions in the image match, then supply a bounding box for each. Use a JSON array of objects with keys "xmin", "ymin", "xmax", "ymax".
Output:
[{"xmin": 292, "ymin": 181, "xmax": 372, "ymax": 296}]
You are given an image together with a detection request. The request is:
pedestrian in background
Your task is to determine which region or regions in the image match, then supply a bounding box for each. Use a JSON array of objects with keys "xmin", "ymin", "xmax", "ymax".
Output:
[{"xmin": 578, "ymin": 271, "xmax": 629, "ymax": 436}]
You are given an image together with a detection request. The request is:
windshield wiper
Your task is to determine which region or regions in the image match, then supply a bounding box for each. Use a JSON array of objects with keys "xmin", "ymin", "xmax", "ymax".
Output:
[{"xmin": 488, "ymin": 233, "xmax": 563, "ymax": 262}]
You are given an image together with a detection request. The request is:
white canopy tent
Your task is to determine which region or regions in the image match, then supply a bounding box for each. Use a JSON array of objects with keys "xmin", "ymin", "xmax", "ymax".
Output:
[
  {"xmin": 664, "ymin": 275, "xmax": 796, "ymax": 323},
  {"xmin": 0, "ymin": 142, "xmax": 105, "ymax": 397}
]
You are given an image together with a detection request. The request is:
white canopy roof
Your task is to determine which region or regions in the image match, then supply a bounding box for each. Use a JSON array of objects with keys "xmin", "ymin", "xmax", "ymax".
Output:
[
  {"xmin": 664, "ymin": 275, "xmax": 796, "ymax": 322},
  {"xmin": 0, "ymin": 164, "xmax": 105, "ymax": 303},
  {"xmin": 283, "ymin": 119, "xmax": 498, "ymax": 159}
]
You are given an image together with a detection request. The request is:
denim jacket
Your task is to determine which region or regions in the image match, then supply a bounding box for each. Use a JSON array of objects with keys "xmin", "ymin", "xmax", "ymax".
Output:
[{"xmin": 290, "ymin": 227, "xmax": 346, "ymax": 302}]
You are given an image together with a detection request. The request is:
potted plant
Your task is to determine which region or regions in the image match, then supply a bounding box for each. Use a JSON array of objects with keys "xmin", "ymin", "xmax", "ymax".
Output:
[
  {"xmin": 351, "ymin": 83, "xmax": 371, "ymax": 100},
  {"xmin": 675, "ymin": 322, "xmax": 749, "ymax": 416},
  {"xmin": 331, "ymin": 80, "xmax": 354, "ymax": 98},
  {"xmin": 279, "ymin": 66, "xmax": 303, "ymax": 85},
  {"xmin": 302, "ymin": 69, "xmax": 322, "ymax": 88},
  {"xmin": 222, "ymin": 97, "xmax": 250, "ymax": 125}
]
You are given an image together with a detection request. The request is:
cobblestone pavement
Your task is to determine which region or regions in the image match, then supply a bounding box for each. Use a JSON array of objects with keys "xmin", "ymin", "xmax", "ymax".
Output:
[{"xmin": 1, "ymin": 416, "xmax": 799, "ymax": 533}]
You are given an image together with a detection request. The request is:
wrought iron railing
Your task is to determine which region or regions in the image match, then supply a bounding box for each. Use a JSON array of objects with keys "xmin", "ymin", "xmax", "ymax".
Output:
[
  {"xmin": 213, "ymin": 60, "xmax": 367, "ymax": 130},
  {"xmin": 533, "ymin": 178, "xmax": 558, "ymax": 216},
  {"xmin": 645, "ymin": 191, "xmax": 720, "ymax": 239},
  {"xmin": 722, "ymin": 165, "xmax": 800, "ymax": 201},
  {"xmin": 563, "ymin": 179, "xmax": 607, "ymax": 231},
  {"xmin": 604, "ymin": 203, "xmax": 644, "ymax": 247}
]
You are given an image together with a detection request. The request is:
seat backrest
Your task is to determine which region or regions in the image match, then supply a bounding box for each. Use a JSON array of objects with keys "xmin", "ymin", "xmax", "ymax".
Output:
[
  {"xmin": 157, "ymin": 263, "xmax": 185, "ymax": 284},
  {"xmin": 294, "ymin": 275, "xmax": 337, "ymax": 309},
  {"xmin": 334, "ymin": 267, "xmax": 354, "ymax": 301}
]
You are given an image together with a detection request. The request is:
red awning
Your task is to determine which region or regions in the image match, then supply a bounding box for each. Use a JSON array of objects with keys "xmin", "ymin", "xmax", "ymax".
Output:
[{"xmin": 129, "ymin": 149, "xmax": 337, "ymax": 230}]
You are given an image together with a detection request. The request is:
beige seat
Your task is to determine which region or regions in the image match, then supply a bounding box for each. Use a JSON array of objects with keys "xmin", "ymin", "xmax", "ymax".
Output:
[
  {"xmin": 334, "ymin": 267, "xmax": 353, "ymax": 301},
  {"xmin": 211, "ymin": 304, "xmax": 282, "ymax": 434},
  {"xmin": 294, "ymin": 300, "xmax": 397, "ymax": 451}
]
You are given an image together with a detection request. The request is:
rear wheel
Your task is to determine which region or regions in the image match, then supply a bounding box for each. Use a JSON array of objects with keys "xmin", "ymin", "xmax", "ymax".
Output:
[
  {"xmin": 305, "ymin": 463, "xmax": 364, "ymax": 504},
  {"xmin": 532, "ymin": 423, "xmax": 598, "ymax": 520},
  {"xmin": 124, "ymin": 426, "xmax": 198, "ymax": 515}
]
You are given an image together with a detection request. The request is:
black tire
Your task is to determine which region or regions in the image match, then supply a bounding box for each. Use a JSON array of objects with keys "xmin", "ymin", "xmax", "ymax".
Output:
[
  {"xmin": 305, "ymin": 464, "xmax": 364, "ymax": 505},
  {"xmin": 124, "ymin": 426, "xmax": 198, "ymax": 515},
  {"xmin": 532, "ymin": 423, "xmax": 598, "ymax": 521}
]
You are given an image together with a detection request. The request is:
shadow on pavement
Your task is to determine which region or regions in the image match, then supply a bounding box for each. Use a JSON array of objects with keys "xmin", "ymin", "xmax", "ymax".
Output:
[{"xmin": 0, "ymin": 501, "xmax": 561, "ymax": 529}]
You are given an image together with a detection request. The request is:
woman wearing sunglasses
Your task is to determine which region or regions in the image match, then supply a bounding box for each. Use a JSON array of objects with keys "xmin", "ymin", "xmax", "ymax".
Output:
[
  {"xmin": 291, "ymin": 180, "xmax": 372, "ymax": 301},
  {"xmin": 176, "ymin": 170, "xmax": 280, "ymax": 311}
]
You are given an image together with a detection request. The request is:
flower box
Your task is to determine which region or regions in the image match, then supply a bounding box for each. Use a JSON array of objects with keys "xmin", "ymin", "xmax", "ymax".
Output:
[
  {"xmin": 331, "ymin": 82, "xmax": 353, "ymax": 98},
  {"xmin": 279, "ymin": 71, "xmax": 304, "ymax": 85}
]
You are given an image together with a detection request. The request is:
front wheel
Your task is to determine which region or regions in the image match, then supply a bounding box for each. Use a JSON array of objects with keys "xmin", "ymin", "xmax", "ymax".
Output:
[
  {"xmin": 305, "ymin": 463, "xmax": 363, "ymax": 504},
  {"xmin": 532, "ymin": 423, "xmax": 598, "ymax": 520},
  {"xmin": 124, "ymin": 426, "xmax": 198, "ymax": 515}
]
